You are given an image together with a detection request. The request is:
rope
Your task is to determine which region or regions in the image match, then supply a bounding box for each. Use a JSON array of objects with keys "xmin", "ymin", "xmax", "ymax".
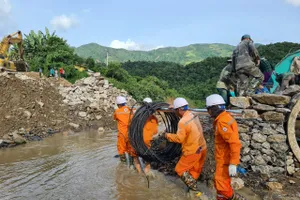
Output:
[{"xmin": 128, "ymin": 102, "xmax": 181, "ymax": 163}]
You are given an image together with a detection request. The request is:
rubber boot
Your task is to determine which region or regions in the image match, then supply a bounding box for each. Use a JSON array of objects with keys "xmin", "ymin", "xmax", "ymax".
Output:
[
  {"xmin": 230, "ymin": 193, "xmax": 247, "ymax": 200},
  {"xmin": 181, "ymin": 171, "xmax": 197, "ymax": 191},
  {"xmin": 119, "ymin": 154, "xmax": 126, "ymax": 163}
]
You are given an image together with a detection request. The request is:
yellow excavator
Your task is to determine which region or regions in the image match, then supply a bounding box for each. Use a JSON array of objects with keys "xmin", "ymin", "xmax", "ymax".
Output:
[{"xmin": 0, "ymin": 30, "xmax": 29, "ymax": 72}]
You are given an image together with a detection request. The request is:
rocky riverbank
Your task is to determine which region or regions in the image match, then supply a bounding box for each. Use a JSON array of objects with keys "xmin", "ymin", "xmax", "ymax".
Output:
[{"xmin": 0, "ymin": 72, "xmax": 135, "ymax": 148}]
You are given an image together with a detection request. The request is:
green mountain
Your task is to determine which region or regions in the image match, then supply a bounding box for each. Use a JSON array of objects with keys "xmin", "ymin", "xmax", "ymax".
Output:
[{"xmin": 75, "ymin": 43, "xmax": 234, "ymax": 64}]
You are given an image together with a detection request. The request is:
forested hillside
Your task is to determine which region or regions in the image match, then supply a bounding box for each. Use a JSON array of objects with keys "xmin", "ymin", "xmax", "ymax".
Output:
[
  {"xmin": 75, "ymin": 43, "xmax": 234, "ymax": 64},
  {"xmin": 16, "ymin": 30, "xmax": 300, "ymax": 107}
]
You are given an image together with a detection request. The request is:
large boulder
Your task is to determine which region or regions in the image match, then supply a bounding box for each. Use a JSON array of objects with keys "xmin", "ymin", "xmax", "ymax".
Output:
[
  {"xmin": 230, "ymin": 97, "xmax": 251, "ymax": 108},
  {"xmin": 261, "ymin": 111, "xmax": 285, "ymax": 122},
  {"xmin": 12, "ymin": 132, "xmax": 26, "ymax": 144},
  {"xmin": 271, "ymin": 143, "xmax": 289, "ymax": 153},
  {"xmin": 231, "ymin": 178, "xmax": 244, "ymax": 190},
  {"xmin": 282, "ymin": 85, "xmax": 300, "ymax": 96},
  {"xmin": 252, "ymin": 133, "xmax": 267, "ymax": 143},
  {"xmin": 238, "ymin": 124, "xmax": 250, "ymax": 133},
  {"xmin": 254, "ymin": 155, "xmax": 266, "ymax": 165},
  {"xmin": 252, "ymin": 103, "xmax": 276, "ymax": 111},
  {"xmin": 267, "ymin": 134, "xmax": 287, "ymax": 143},
  {"xmin": 251, "ymin": 94, "xmax": 291, "ymax": 105},
  {"xmin": 275, "ymin": 108, "xmax": 291, "ymax": 114},
  {"xmin": 69, "ymin": 123, "xmax": 80, "ymax": 130},
  {"xmin": 242, "ymin": 109, "xmax": 259, "ymax": 119},
  {"xmin": 266, "ymin": 182, "xmax": 283, "ymax": 191},
  {"xmin": 83, "ymin": 77, "xmax": 96, "ymax": 85}
]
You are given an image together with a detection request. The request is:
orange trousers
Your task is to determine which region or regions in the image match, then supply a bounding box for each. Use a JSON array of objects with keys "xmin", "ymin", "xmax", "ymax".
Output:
[
  {"xmin": 215, "ymin": 164, "xmax": 234, "ymax": 200},
  {"xmin": 117, "ymin": 134, "xmax": 136, "ymax": 156},
  {"xmin": 175, "ymin": 149, "xmax": 207, "ymax": 179}
]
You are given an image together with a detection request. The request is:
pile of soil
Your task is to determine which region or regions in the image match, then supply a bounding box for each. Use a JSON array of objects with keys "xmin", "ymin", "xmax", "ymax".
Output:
[
  {"xmin": 0, "ymin": 72, "xmax": 119, "ymax": 147},
  {"xmin": 0, "ymin": 73, "xmax": 69, "ymax": 140}
]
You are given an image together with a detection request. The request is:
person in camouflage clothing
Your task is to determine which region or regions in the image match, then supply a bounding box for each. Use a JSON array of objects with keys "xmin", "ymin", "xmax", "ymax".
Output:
[
  {"xmin": 232, "ymin": 34, "xmax": 264, "ymax": 96},
  {"xmin": 277, "ymin": 56, "xmax": 300, "ymax": 93},
  {"xmin": 216, "ymin": 59, "xmax": 237, "ymax": 106}
]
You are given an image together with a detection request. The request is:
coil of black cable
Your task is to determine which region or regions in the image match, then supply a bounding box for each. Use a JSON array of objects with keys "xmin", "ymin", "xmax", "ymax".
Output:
[{"xmin": 128, "ymin": 102, "xmax": 182, "ymax": 163}]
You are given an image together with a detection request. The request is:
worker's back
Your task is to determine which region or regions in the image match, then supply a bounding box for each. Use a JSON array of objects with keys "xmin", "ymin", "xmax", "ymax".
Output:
[
  {"xmin": 114, "ymin": 106, "xmax": 132, "ymax": 136},
  {"xmin": 179, "ymin": 111, "xmax": 207, "ymax": 155},
  {"xmin": 143, "ymin": 115, "xmax": 158, "ymax": 148},
  {"xmin": 213, "ymin": 111, "xmax": 241, "ymax": 165},
  {"xmin": 233, "ymin": 40, "xmax": 257, "ymax": 71}
]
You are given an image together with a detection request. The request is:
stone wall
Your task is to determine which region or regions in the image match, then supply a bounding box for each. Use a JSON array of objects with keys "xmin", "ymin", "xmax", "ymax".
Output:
[{"xmin": 230, "ymin": 92, "xmax": 300, "ymax": 177}]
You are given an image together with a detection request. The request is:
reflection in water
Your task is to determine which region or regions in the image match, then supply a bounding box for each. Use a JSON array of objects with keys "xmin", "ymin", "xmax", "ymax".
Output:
[{"xmin": 0, "ymin": 131, "xmax": 261, "ymax": 200}]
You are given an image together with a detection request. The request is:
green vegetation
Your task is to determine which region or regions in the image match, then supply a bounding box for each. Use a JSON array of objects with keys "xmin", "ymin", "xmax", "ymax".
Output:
[
  {"xmin": 13, "ymin": 29, "xmax": 300, "ymax": 107},
  {"xmin": 257, "ymin": 42, "xmax": 300, "ymax": 66},
  {"xmin": 75, "ymin": 43, "xmax": 234, "ymax": 65},
  {"xmin": 119, "ymin": 42, "xmax": 300, "ymax": 107},
  {"xmin": 121, "ymin": 58, "xmax": 227, "ymax": 107},
  {"xmin": 99, "ymin": 62, "xmax": 187, "ymax": 103},
  {"xmin": 12, "ymin": 28, "xmax": 92, "ymax": 83}
]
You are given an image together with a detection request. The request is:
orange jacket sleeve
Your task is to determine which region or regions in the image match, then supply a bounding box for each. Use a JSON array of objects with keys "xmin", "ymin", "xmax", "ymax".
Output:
[
  {"xmin": 217, "ymin": 121, "xmax": 241, "ymax": 165},
  {"xmin": 166, "ymin": 121, "xmax": 188, "ymax": 144}
]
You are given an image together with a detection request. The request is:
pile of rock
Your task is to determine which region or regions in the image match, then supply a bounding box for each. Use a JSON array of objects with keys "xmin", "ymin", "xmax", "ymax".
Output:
[
  {"xmin": 58, "ymin": 73, "xmax": 136, "ymax": 129},
  {"xmin": 230, "ymin": 91, "xmax": 300, "ymax": 177},
  {"xmin": 0, "ymin": 72, "xmax": 70, "ymax": 147}
]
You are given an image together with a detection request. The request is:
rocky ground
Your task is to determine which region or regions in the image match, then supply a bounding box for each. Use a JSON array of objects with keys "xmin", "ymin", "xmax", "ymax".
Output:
[{"xmin": 0, "ymin": 72, "xmax": 135, "ymax": 148}]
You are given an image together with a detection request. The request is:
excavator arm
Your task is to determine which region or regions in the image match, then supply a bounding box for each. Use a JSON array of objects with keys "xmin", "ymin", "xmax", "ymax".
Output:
[
  {"xmin": 0, "ymin": 31, "xmax": 23, "ymax": 59},
  {"xmin": 0, "ymin": 31, "xmax": 28, "ymax": 72}
]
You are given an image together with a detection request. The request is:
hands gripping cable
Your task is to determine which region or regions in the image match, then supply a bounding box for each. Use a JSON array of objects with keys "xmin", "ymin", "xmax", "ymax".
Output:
[{"xmin": 128, "ymin": 102, "xmax": 181, "ymax": 164}]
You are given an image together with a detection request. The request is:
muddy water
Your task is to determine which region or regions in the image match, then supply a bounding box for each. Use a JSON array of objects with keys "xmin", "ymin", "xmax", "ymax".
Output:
[{"xmin": 0, "ymin": 131, "xmax": 261, "ymax": 200}]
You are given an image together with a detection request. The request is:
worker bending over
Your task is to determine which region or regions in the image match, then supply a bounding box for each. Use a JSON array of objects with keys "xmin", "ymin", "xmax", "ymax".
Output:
[
  {"xmin": 216, "ymin": 59, "xmax": 237, "ymax": 105},
  {"xmin": 142, "ymin": 97, "xmax": 158, "ymax": 177},
  {"xmin": 232, "ymin": 34, "xmax": 264, "ymax": 96},
  {"xmin": 206, "ymin": 94, "xmax": 245, "ymax": 200},
  {"xmin": 160, "ymin": 98, "xmax": 207, "ymax": 195},
  {"xmin": 113, "ymin": 96, "xmax": 135, "ymax": 163}
]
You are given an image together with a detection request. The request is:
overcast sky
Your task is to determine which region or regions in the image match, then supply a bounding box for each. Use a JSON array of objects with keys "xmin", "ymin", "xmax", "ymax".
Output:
[{"xmin": 1, "ymin": 0, "xmax": 300, "ymax": 50}]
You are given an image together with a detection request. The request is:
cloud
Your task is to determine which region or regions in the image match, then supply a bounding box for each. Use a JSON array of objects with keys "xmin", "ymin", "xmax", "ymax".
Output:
[
  {"xmin": 285, "ymin": 0, "xmax": 300, "ymax": 7},
  {"xmin": 110, "ymin": 39, "xmax": 142, "ymax": 50},
  {"xmin": 0, "ymin": 0, "xmax": 15, "ymax": 36},
  {"xmin": 50, "ymin": 15, "xmax": 79, "ymax": 31},
  {"xmin": 109, "ymin": 39, "xmax": 164, "ymax": 51},
  {"xmin": 153, "ymin": 45, "xmax": 164, "ymax": 50},
  {"xmin": 0, "ymin": 0, "xmax": 11, "ymax": 17},
  {"xmin": 82, "ymin": 9, "xmax": 91, "ymax": 13}
]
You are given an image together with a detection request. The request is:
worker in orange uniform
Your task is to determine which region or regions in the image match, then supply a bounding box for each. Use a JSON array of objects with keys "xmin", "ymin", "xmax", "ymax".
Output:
[
  {"xmin": 142, "ymin": 97, "xmax": 158, "ymax": 177},
  {"xmin": 113, "ymin": 96, "xmax": 134, "ymax": 163},
  {"xmin": 160, "ymin": 98, "xmax": 207, "ymax": 194},
  {"xmin": 205, "ymin": 94, "xmax": 245, "ymax": 200}
]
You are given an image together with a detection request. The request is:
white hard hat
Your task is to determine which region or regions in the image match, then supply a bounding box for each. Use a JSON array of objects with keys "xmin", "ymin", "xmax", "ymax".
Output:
[
  {"xmin": 143, "ymin": 97, "xmax": 152, "ymax": 103},
  {"xmin": 206, "ymin": 94, "xmax": 225, "ymax": 107},
  {"xmin": 116, "ymin": 96, "xmax": 126, "ymax": 104},
  {"xmin": 173, "ymin": 97, "xmax": 188, "ymax": 109}
]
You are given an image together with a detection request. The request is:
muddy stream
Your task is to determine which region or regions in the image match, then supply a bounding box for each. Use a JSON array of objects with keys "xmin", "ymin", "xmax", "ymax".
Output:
[{"xmin": 0, "ymin": 131, "xmax": 261, "ymax": 200}]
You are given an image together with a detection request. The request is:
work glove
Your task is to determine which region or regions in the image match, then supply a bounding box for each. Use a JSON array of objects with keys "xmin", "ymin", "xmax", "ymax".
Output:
[{"xmin": 229, "ymin": 164, "xmax": 237, "ymax": 177}]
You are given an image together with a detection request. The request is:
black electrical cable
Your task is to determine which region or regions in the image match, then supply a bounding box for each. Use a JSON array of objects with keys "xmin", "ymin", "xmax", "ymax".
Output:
[{"xmin": 128, "ymin": 102, "xmax": 182, "ymax": 163}]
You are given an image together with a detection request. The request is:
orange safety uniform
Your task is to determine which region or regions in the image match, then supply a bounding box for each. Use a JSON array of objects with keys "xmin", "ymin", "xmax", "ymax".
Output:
[
  {"xmin": 213, "ymin": 111, "xmax": 242, "ymax": 200},
  {"xmin": 113, "ymin": 105, "xmax": 134, "ymax": 156},
  {"xmin": 166, "ymin": 111, "xmax": 207, "ymax": 179},
  {"xmin": 143, "ymin": 115, "xmax": 158, "ymax": 148}
]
